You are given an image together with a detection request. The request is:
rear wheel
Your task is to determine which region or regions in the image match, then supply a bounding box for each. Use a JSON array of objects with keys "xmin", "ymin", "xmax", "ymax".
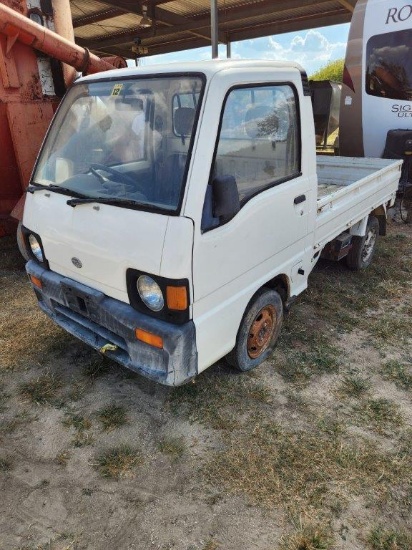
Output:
[
  {"xmin": 226, "ymin": 288, "xmax": 283, "ymax": 372},
  {"xmin": 400, "ymin": 186, "xmax": 412, "ymax": 223},
  {"xmin": 346, "ymin": 216, "xmax": 379, "ymax": 271}
]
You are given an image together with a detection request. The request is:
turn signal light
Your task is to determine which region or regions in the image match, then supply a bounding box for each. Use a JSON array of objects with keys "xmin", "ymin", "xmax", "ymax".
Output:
[
  {"xmin": 29, "ymin": 275, "xmax": 42, "ymax": 289},
  {"xmin": 166, "ymin": 286, "xmax": 188, "ymax": 311},
  {"xmin": 135, "ymin": 328, "xmax": 163, "ymax": 349}
]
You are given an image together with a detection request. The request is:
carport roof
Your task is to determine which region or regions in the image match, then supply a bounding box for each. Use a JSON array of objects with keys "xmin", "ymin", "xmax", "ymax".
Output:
[{"xmin": 72, "ymin": 0, "xmax": 356, "ymax": 60}]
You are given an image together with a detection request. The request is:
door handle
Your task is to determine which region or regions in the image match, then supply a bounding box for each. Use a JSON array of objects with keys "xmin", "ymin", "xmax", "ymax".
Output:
[{"xmin": 294, "ymin": 194, "xmax": 306, "ymax": 205}]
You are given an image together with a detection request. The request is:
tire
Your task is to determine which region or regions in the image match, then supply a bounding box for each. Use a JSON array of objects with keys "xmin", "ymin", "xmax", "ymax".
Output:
[
  {"xmin": 400, "ymin": 186, "xmax": 412, "ymax": 223},
  {"xmin": 226, "ymin": 287, "xmax": 283, "ymax": 372},
  {"xmin": 346, "ymin": 216, "xmax": 379, "ymax": 271}
]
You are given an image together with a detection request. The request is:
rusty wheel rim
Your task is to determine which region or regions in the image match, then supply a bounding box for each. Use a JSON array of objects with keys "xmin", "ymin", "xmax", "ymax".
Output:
[{"xmin": 247, "ymin": 305, "xmax": 276, "ymax": 359}]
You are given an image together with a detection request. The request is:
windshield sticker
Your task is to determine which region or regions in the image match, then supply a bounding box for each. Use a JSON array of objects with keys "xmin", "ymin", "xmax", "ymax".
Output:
[{"xmin": 111, "ymin": 84, "xmax": 123, "ymax": 96}]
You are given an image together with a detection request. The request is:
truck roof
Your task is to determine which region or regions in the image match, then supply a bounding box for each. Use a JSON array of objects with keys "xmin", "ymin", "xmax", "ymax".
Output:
[{"xmin": 77, "ymin": 58, "xmax": 305, "ymax": 84}]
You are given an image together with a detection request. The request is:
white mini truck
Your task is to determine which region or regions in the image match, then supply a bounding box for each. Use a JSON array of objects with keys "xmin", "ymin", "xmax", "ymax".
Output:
[{"xmin": 21, "ymin": 60, "xmax": 402, "ymax": 385}]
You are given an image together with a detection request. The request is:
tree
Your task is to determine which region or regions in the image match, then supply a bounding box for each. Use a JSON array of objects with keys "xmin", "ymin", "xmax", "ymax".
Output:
[{"xmin": 310, "ymin": 58, "xmax": 344, "ymax": 82}]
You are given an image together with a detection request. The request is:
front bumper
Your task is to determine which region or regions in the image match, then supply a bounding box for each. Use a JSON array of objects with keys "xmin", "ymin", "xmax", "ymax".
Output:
[{"xmin": 26, "ymin": 261, "xmax": 198, "ymax": 386}]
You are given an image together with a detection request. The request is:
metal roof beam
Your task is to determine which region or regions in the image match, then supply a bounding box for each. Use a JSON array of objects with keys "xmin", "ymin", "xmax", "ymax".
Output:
[
  {"xmin": 73, "ymin": 8, "xmax": 126, "ymax": 28},
  {"xmin": 162, "ymin": 0, "xmax": 334, "ymax": 35},
  {"xmin": 336, "ymin": 0, "xmax": 356, "ymax": 12},
  {"xmin": 108, "ymin": 36, "xmax": 212, "ymax": 59},
  {"xmin": 97, "ymin": 0, "xmax": 190, "ymax": 24},
  {"xmin": 79, "ymin": 0, "xmax": 333, "ymax": 50},
  {"xmin": 88, "ymin": 0, "xmax": 226, "ymax": 46},
  {"xmin": 74, "ymin": 0, "xmax": 355, "ymax": 59}
]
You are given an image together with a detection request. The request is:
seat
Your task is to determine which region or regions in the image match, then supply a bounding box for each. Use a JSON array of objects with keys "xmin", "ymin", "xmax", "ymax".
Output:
[{"xmin": 174, "ymin": 107, "xmax": 195, "ymax": 137}]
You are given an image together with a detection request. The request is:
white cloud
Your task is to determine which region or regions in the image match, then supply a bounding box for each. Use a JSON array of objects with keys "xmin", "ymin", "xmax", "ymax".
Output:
[
  {"xmin": 289, "ymin": 29, "xmax": 329, "ymax": 52},
  {"xmin": 141, "ymin": 26, "xmax": 348, "ymax": 76},
  {"xmin": 233, "ymin": 29, "xmax": 347, "ymax": 74}
]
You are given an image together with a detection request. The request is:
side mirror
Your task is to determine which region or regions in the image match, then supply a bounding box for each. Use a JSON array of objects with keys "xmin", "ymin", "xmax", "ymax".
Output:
[{"xmin": 212, "ymin": 175, "xmax": 240, "ymax": 223}]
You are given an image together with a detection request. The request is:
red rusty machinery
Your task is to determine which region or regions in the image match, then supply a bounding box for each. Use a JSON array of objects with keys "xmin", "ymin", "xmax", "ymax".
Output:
[{"xmin": 0, "ymin": 0, "xmax": 126, "ymax": 236}]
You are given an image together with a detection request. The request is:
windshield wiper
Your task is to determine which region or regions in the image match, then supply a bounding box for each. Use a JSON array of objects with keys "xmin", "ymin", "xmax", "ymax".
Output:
[
  {"xmin": 67, "ymin": 196, "xmax": 148, "ymax": 208},
  {"xmin": 28, "ymin": 183, "xmax": 87, "ymax": 199}
]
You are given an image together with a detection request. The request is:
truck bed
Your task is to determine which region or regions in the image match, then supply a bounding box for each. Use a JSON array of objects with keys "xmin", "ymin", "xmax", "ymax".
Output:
[{"xmin": 314, "ymin": 155, "xmax": 402, "ymax": 250}]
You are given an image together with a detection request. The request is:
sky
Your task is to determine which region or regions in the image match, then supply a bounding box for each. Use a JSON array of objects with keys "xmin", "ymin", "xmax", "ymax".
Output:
[{"xmin": 139, "ymin": 23, "xmax": 350, "ymax": 76}]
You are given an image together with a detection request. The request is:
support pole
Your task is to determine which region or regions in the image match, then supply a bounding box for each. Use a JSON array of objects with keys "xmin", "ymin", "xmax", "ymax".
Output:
[
  {"xmin": 226, "ymin": 39, "xmax": 231, "ymax": 59},
  {"xmin": 52, "ymin": 0, "xmax": 77, "ymax": 86},
  {"xmin": 211, "ymin": 0, "xmax": 218, "ymax": 59}
]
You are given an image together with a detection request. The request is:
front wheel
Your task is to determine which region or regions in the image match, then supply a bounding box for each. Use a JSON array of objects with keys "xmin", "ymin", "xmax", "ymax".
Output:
[
  {"xmin": 346, "ymin": 216, "xmax": 379, "ymax": 271},
  {"xmin": 226, "ymin": 288, "xmax": 283, "ymax": 372}
]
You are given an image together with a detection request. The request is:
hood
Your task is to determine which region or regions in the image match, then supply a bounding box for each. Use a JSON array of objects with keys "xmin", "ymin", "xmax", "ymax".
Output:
[{"xmin": 23, "ymin": 191, "xmax": 169, "ymax": 302}]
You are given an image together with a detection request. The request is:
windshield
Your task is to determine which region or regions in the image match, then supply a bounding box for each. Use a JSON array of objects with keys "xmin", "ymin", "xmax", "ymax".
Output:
[{"xmin": 33, "ymin": 75, "xmax": 204, "ymax": 212}]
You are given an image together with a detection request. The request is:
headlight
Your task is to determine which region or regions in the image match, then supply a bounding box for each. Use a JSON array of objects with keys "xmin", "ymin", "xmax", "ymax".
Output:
[
  {"xmin": 137, "ymin": 275, "xmax": 164, "ymax": 311},
  {"xmin": 28, "ymin": 234, "xmax": 44, "ymax": 262}
]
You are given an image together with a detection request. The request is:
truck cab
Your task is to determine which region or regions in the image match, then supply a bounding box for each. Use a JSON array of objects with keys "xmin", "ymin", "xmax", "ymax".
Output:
[{"xmin": 21, "ymin": 60, "xmax": 399, "ymax": 385}]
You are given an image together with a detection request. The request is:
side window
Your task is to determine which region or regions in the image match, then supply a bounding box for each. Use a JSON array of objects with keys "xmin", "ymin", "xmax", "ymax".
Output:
[
  {"xmin": 366, "ymin": 30, "xmax": 412, "ymax": 101},
  {"xmin": 202, "ymin": 84, "xmax": 300, "ymax": 231}
]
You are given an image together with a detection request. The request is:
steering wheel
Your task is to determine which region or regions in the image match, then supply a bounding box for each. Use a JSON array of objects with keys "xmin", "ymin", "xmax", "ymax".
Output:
[{"xmin": 89, "ymin": 164, "xmax": 147, "ymax": 196}]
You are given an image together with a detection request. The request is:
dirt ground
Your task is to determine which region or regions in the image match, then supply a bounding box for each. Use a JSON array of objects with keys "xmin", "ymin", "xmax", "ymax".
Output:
[{"xmin": 0, "ymin": 213, "xmax": 411, "ymax": 550}]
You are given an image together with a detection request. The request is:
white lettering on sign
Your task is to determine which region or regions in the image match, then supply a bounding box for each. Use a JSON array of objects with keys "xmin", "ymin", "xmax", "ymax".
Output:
[{"xmin": 386, "ymin": 4, "xmax": 412, "ymax": 23}]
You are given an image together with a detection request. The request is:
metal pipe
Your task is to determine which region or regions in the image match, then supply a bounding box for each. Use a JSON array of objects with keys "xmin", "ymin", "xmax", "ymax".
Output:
[
  {"xmin": 211, "ymin": 0, "xmax": 218, "ymax": 59},
  {"xmin": 52, "ymin": 0, "xmax": 77, "ymax": 86},
  {"xmin": 226, "ymin": 39, "xmax": 231, "ymax": 58},
  {"xmin": 0, "ymin": 2, "xmax": 119, "ymax": 75}
]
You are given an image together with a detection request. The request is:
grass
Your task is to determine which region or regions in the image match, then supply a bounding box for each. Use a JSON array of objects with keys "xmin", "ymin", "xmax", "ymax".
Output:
[
  {"xmin": 72, "ymin": 431, "xmax": 94, "ymax": 447},
  {"xmin": 83, "ymin": 357, "xmax": 112, "ymax": 379},
  {"xmin": 0, "ymin": 237, "xmax": 73, "ymax": 371},
  {"xmin": 0, "ymin": 457, "xmax": 13, "ymax": 471},
  {"xmin": 62, "ymin": 412, "xmax": 92, "ymax": 432},
  {"xmin": 315, "ymin": 416, "xmax": 345, "ymax": 438},
  {"xmin": 1, "ymin": 219, "xmax": 411, "ymax": 547},
  {"xmin": 336, "ymin": 374, "xmax": 371, "ymax": 398},
  {"xmin": 97, "ymin": 404, "xmax": 128, "ymax": 431},
  {"xmin": 55, "ymin": 451, "xmax": 71, "ymax": 466},
  {"xmin": 0, "ymin": 287, "xmax": 69, "ymax": 371},
  {"xmin": 158, "ymin": 436, "xmax": 186, "ymax": 460},
  {"xmin": 205, "ymin": 422, "xmax": 410, "ymax": 515},
  {"xmin": 163, "ymin": 223, "xmax": 412, "ymax": 536},
  {"xmin": 367, "ymin": 525, "xmax": 412, "ymax": 550},
  {"xmin": 290, "ymin": 231, "xmax": 412, "ymax": 346},
  {"xmin": 168, "ymin": 372, "xmax": 272, "ymax": 430},
  {"xmin": 62, "ymin": 411, "xmax": 93, "ymax": 447},
  {"xmin": 0, "ymin": 411, "xmax": 36, "ymax": 435},
  {"xmin": 0, "ymin": 385, "xmax": 9, "ymax": 413},
  {"xmin": 19, "ymin": 372, "xmax": 62, "ymax": 405},
  {"xmin": 367, "ymin": 316, "xmax": 411, "ymax": 346},
  {"xmin": 354, "ymin": 398, "xmax": 404, "ymax": 434},
  {"xmin": 280, "ymin": 521, "xmax": 334, "ymax": 550},
  {"xmin": 94, "ymin": 445, "xmax": 143, "ymax": 479},
  {"xmin": 275, "ymin": 343, "xmax": 341, "ymax": 386},
  {"xmin": 381, "ymin": 360, "xmax": 412, "ymax": 391}
]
